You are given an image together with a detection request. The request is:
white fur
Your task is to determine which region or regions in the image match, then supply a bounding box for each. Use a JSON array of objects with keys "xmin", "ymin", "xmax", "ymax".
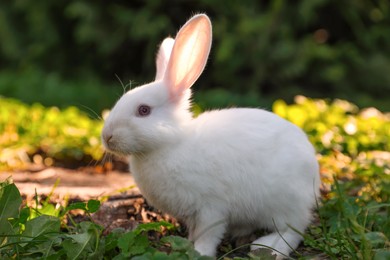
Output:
[{"xmin": 102, "ymin": 14, "xmax": 320, "ymax": 258}]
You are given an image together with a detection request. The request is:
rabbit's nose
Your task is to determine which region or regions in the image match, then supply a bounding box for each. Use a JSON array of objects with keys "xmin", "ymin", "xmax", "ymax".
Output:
[
  {"xmin": 105, "ymin": 135, "xmax": 113, "ymax": 144},
  {"xmin": 102, "ymin": 129, "xmax": 113, "ymax": 147},
  {"xmin": 103, "ymin": 133, "xmax": 112, "ymax": 144}
]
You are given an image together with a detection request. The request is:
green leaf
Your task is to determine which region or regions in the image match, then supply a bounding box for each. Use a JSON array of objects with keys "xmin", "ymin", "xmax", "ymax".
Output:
[
  {"xmin": 62, "ymin": 222, "xmax": 100, "ymax": 259},
  {"xmin": 0, "ymin": 183, "xmax": 23, "ymax": 245},
  {"xmin": 19, "ymin": 207, "xmax": 30, "ymax": 224},
  {"xmin": 87, "ymin": 199, "xmax": 100, "ymax": 213},
  {"xmin": 0, "ymin": 183, "xmax": 22, "ymax": 220},
  {"xmin": 66, "ymin": 202, "xmax": 87, "ymax": 211},
  {"xmin": 117, "ymin": 232, "xmax": 150, "ymax": 257},
  {"xmin": 374, "ymin": 250, "xmax": 390, "ymax": 260},
  {"xmin": 38, "ymin": 202, "xmax": 60, "ymax": 217},
  {"xmin": 104, "ymin": 228, "xmax": 125, "ymax": 252},
  {"xmin": 63, "ymin": 232, "xmax": 94, "ymax": 259},
  {"xmin": 161, "ymin": 236, "xmax": 193, "ymax": 251},
  {"xmin": 131, "ymin": 251, "xmax": 170, "ymax": 260},
  {"xmin": 23, "ymin": 215, "xmax": 61, "ymax": 238},
  {"xmin": 63, "ymin": 222, "xmax": 101, "ymax": 260},
  {"xmin": 134, "ymin": 221, "xmax": 174, "ymax": 235},
  {"xmin": 112, "ymin": 255, "xmax": 128, "ymax": 260},
  {"xmin": 128, "ymin": 235, "xmax": 149, "ymax": 256},
  {"xmin": 117, "ymin": 231, "xmax": 135, "ymax": 253},
  {"xmin": 364, "ymin": 232, "xmax": 387, "ymax": 247},
  {"xmin": 161, "ymin": 236, "xmax": 213, "ymax": 259}
]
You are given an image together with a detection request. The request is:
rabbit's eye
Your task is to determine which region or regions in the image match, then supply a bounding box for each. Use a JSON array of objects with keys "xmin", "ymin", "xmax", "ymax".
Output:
[{"xmin": 137, "ymin": 105, "xmax": 151, "ymax": 117}]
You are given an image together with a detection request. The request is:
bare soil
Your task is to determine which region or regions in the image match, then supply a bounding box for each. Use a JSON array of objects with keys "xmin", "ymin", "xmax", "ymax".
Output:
[{"xmin": 1, "ymin": 167, "xmax": 137, "ymax": 199}]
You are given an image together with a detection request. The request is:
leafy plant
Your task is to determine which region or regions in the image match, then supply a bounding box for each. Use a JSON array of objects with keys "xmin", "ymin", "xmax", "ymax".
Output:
[
  {"xmin": 0, "ymin": 178, "xmax": 224, "ymax": 259},
  {"xmin": 271, "ymin": 97, "xmax": 390, "ymax": 258},
  {"xmin": 0, "ymin": 97, "xmax": 104, "ymax": 170},
  {"xmin": 273, "ymin": 96, "xmax": 389, "ymax": 155},
  {"xmin": 304, "ymin": 180, "xmax": 389, "ymax": 259},
  {"xmin": 0, "ymin": 178, "xmax": 214, "ymax": 259}
]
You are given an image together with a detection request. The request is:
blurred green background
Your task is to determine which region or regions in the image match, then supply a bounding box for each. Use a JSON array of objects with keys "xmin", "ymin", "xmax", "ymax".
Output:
[{"xmin": 0, "ymin": 0, "xmax": 389, "ymax": 113}]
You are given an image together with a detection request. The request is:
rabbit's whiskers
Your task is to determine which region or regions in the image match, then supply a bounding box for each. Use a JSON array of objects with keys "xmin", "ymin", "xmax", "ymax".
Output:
[{"xmin": 115, "ymin": 74, "xmax": 134, "ymax": 96}]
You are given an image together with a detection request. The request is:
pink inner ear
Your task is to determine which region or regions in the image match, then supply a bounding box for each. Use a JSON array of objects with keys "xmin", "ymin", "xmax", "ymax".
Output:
[{"xmin": 164, "ymin": 15, "xmax": 212, "ymax": 102}]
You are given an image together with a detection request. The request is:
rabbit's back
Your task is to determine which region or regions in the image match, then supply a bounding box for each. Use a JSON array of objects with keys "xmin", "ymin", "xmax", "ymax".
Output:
[{"xmin": 190, "ymin": 108, "xmax": 319, "ymax": 224}]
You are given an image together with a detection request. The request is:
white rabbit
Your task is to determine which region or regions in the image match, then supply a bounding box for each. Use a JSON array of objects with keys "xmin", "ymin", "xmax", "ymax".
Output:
[{"xmin": 102, "ymin": 14, "xmax": 320, "ymax": 258}]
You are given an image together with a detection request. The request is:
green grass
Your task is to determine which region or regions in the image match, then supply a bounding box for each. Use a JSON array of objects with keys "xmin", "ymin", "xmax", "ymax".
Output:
[
  {"xmin": 0, "ymin": 96, "xmax": 389, "ymax": 258},
  {"xmin": 303, "ymin": 181, "xmax": 390, "ymax": 259}
]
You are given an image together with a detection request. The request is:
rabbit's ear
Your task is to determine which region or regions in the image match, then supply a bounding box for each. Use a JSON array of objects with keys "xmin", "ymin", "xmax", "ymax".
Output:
[
  {"xmin": 164, "ymin": 14, "xmax": 212, "ymax": 101},
  {"xmin": 155, "ymin": 37, "xmax": 175, "ymax": 81}
]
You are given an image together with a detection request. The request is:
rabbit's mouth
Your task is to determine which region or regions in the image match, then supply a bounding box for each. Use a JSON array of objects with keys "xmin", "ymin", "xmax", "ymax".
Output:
[
  {"xmin": 102, "ymin": 135, "xmax": 132, "ymax": 156},
  {"xmin": 106, "ymin": 145, "xmax": 131, "ymax": 157},
  {"xmin": 104, "ymin": 145, "xmax": 132, "ymax": 157}
]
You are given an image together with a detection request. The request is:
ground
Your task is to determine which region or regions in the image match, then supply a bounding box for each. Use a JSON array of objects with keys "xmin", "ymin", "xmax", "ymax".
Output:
[
  {"xmin": 0, "ymin": 166, "xmax": 167, "ymax": 232},
  {"xmin": 3, "ymin": 167, "xmax": 137, "ymax": 199}
]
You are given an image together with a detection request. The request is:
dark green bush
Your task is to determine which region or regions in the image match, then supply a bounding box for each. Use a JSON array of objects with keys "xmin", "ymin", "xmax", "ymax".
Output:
[{"xmin": 0, "ymin": 1, "xmax": 389, "ymax": 111}]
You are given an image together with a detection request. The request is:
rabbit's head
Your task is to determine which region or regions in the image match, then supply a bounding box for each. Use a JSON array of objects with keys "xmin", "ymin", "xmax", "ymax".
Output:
[{"xmin": 102, "ymin": 14, "xmax": 212, "ymax": 155}]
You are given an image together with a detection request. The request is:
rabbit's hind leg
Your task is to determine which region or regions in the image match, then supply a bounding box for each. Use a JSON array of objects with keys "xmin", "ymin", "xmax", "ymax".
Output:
[{"xmin": 250, "ymin": 230, "xmax": 302, "ymax": 259}]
